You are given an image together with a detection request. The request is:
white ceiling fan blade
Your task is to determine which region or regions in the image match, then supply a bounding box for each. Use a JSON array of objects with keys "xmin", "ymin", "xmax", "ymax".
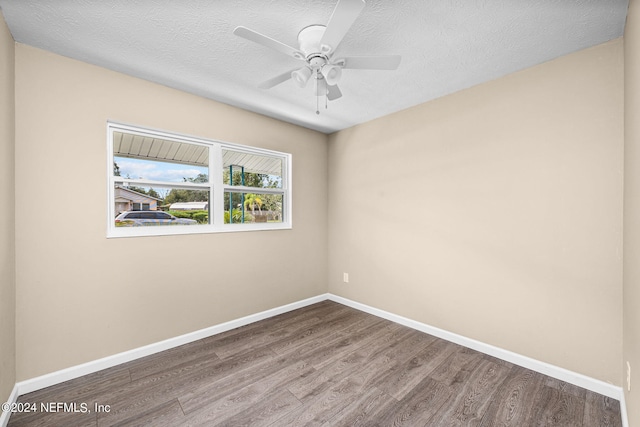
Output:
[
  {"xmin": 319, "ymin": 0, "xmax": 366, "ymax": 55},
  {"xmin": 327, "ymin": 84, "xmax": 342, "ymax": 101},
  {"xmin": 258, "ymin": 70, "xmax": 295, "ymax": 89},
  {"xmin": 234, "ymin": 26, "xmax": 305, "ymax": 60},
  {"xmin": 337, "ymin": 55, "xmax": 402, "ymax": 70}
]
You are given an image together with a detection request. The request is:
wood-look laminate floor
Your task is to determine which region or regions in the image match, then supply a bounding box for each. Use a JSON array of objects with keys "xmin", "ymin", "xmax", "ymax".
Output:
[{"xmin": 7, "ymin": 301, "xmax": 622, "ymax": 426}]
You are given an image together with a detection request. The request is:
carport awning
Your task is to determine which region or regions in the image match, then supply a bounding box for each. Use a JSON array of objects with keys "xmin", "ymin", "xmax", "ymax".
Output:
[{"xmin": 114, "ymin": 131, "xmax": 282, "ymax": 176}]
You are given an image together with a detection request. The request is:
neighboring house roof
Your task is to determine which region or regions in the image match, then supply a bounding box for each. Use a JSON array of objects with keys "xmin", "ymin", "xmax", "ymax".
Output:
[
  {"xmin": 170, "ymin": 202, "xmax": 208, "ymax": 210},
  {"xmin": 115, "ymin": 185, "xmax": 163, "ymax": 202}
]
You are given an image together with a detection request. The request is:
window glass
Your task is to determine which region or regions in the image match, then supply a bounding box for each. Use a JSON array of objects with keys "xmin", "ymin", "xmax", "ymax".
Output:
[
  {"xmin": 224, "ymin": 192, "xmax": 283, "ymax": 224},
  {"xmin": 113, "ymin": 184, "xmax": 210, "ymax": 226},
  {"xmin": 114, "ymin": 132, "xmax": 209, "ymax": 183},
  {"xmin": 222, "ymin": 149, "xmax": 283, "ymax": 189}
]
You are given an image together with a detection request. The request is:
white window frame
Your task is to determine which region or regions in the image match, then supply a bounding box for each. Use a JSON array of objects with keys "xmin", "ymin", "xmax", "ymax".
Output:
[{"xmin": 107, "ymin": 122, "xmax": 292, "ymax": 238}]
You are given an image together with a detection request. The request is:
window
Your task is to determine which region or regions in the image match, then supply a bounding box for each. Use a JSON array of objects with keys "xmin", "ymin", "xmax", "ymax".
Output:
[
  {"xmin": 107, "ymin": 123, "xmax": 291, "ymax": 237},
  {"xmin": 132, "ymin": 203, "xmax": 150, "ymax": 211}
]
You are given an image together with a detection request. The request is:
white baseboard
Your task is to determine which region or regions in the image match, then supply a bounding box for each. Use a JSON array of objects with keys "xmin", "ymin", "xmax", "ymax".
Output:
[
  {"xmin": 0, "ymin": 293, "xmax": 329, "ymax": 427},
  {"xmin": 0, "ymin": 384, "xmax": 20, "ymax": 427},
  {"xmin": 620, "ymin": 392, "xmax": 630, "ymax": 427},
  {"xmin": 328, "ymin": 294, "xmax": 624, "ymax": 402},
  {"xmin": 2, "ymin": 292, "xmax": 627, "ymax": 427}
]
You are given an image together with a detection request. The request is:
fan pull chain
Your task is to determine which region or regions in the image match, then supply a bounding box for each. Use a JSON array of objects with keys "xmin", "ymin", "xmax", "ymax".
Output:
[{"xmin": 316, "ymin": 76, "xmax": 319, "ymax": 115}]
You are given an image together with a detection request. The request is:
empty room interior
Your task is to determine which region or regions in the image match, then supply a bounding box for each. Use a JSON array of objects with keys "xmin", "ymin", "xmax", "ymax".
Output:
[{"xmin": 1, "ymin": 0, "xmax": 640, "ymax": 425}]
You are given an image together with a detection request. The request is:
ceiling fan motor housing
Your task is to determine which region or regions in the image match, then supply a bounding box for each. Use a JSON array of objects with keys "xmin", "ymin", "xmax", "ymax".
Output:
[{"xmin": 298, "ymin": 25, "xmax": 329, "ymax": 58}]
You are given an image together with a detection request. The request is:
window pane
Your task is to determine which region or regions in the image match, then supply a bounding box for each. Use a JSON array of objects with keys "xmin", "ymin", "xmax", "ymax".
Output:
[
  {"xmin": 224, "ymin": 192, "xmax": 283, "ymax": 224},
  {"xmin": 113, "ymin": 131, "xmax": 209, "ymax": 183},
  {"xmin": 222, "ymin": 149, "xmax": 283, "ymax": 189},
  {"xmin": 114, "ymin": 184, "xmax": 210, "ymax": 226}
]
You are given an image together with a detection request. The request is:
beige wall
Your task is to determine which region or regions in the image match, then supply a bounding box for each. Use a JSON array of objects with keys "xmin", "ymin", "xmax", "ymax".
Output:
[
  {"xmin": 0, "ymin": 10, "xmax": 16, "ymax": 403},
  {"xmin": 624, "ymin": 0, "xmax": 640, "ymax": 422},
  {"xmin": 14, "ymin": 44, "xmax": 328, "ymax": 380},
  {"xmin": 328, "ymin": 40, "xmax": 624, "ymax": 385}
]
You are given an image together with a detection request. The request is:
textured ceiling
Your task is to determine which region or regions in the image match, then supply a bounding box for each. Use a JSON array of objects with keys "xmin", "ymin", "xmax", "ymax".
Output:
[{"xmin": 0, "ymin": 0, "xmax": 629, "ymax": 133}]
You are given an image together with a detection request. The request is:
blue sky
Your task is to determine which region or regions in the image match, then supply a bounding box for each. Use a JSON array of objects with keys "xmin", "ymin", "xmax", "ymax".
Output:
[{"xmin": 115, "ymin": 156, "xmax": 208, "ymax": 183}]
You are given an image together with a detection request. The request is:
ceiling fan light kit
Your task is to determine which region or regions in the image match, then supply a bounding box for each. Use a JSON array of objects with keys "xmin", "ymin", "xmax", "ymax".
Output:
[
  {"xmin": 292, "ymin": 67, "xmax": 312, "ymax": 88},
  {"xmin": 233, "ymin": 0, "xmax": 401, "ymax": 113},
  {"xmin": 321, "ymin": 64, "xmax": 342, "ymax": 85}
]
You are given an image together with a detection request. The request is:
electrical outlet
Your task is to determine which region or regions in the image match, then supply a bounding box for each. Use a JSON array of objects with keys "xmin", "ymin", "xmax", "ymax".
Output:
[
  {"xmin": 343, "ymin": 272, "xmax": 349, "ymax": 283},
  {"xmin": 627, "ymin": 361, "xmax": 631, "ymax": 392}
]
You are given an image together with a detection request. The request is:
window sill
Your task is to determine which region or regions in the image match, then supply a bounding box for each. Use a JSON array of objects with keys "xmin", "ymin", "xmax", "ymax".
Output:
[{"xmin": 106, "ymin": 222, "xmax": 292, "ymax": 238}]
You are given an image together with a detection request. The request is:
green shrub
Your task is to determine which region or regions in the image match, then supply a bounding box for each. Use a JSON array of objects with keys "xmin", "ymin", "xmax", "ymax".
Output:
[
  {"xmin": 192, "ymin": 212, "xmax": 209, "ymax": 224},
  {"xmin": 224, "ymin": 209, "xmax": 244, "ymax": 224},
  {"xmin": 168, "ymin": 210, "xmax": 192, "ymax": 219},
  {"xmin": 167, "ymin": 210, "xmax": 209, "ymax": 224}
]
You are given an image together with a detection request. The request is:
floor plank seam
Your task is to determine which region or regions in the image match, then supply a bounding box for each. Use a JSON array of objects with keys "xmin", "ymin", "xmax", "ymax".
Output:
[{"xmin": 176, "ymin": 398, "xmax": 186, "ymax": 417}]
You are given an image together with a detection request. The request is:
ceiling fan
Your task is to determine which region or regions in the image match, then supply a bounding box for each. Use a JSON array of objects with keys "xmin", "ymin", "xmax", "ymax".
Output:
[{"xmin": 233, "ymin": 0, "xmax": 401, "ymax": 113}]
